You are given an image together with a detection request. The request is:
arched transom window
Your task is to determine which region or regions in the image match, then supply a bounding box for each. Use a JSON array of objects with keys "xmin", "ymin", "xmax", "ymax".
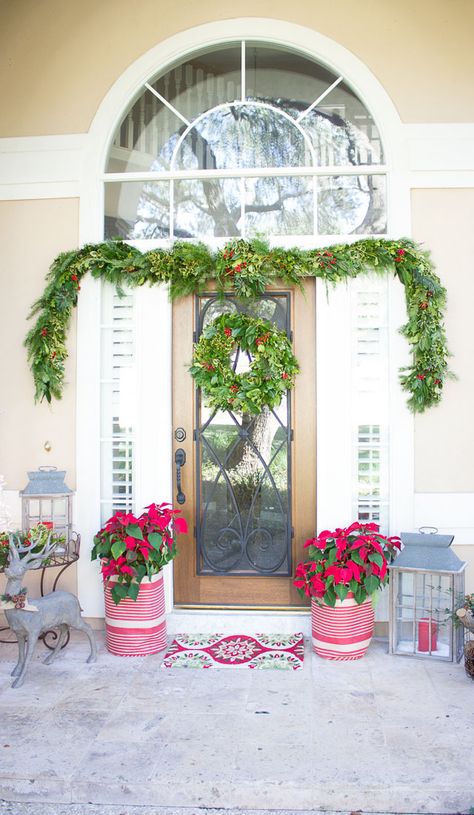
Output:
[{"xmin": 104, "ymin": 42, "xmax": 386, "ymax": 241}]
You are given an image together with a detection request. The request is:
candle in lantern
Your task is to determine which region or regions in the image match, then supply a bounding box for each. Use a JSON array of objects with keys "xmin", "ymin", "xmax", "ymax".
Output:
[{"xmin": 418, "ymin": 618, "xmax": 438, "ymax": 652}]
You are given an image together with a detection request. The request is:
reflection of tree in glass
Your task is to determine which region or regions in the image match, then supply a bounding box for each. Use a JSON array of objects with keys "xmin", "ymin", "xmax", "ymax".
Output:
[
  {"xmin": 318, "ymin": 175, "xmax": 386, "ymax": 235},
  {"xmin": 128, "ymin": 100, "xmax": 384, "ymax": 239}
]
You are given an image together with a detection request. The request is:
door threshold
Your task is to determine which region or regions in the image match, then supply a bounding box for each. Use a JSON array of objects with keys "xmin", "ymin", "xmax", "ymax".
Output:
[
  {"xmin": 173, "ymin": 604, "xmax": 310, "ymax": 612},
  {"xmin": 168, "ymin": 606, "xmax": 311, "ymax": 637}
]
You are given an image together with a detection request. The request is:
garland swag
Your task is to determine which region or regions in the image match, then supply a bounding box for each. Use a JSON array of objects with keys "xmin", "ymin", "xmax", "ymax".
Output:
[{"xmin": 25, "ymin": 237, "xmax": 451, "ymax": 412}]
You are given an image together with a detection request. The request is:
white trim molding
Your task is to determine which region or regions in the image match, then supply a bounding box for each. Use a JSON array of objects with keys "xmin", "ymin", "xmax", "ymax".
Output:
[
  {"xmin": 0, "ymin": 134, "xmax": 85, "ymax": 200},
  {"xmin": 414, "ymin": 493, "xmax": 474, "ymax": 546}
]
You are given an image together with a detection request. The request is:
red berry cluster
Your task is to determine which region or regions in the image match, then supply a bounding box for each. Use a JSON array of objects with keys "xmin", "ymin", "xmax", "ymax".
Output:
[
  {"xmin": 224, "ymin": 328, "xmax": 232, "ymax": 337},
  {"xmin": 225, "ymin": 261, "xmax": 247, "ymax": 275},
  {"xmin": 71, "ymin": 272, "xmax": 81, "ymax": 291},
  {"xmin": 420, "ymin": 289, "xmax": 434, "ymax": 309},
  {"xmin": 394, "ymin": 248, "xmax": 406, "ymax": 263},
  {"xmin": 256, "ymin": 332, "xmax": 270, "ymax": 346},
  {"xmin": 316, "ymin": 250, "xmax": 337, "ymax": 269},
  {"xmin": 204, "ymin": 363, "xmax": 215, "ymax": 372},
  {"xmin": 416, "ymin": 373, "xmax": 442, "ymax": 386}
]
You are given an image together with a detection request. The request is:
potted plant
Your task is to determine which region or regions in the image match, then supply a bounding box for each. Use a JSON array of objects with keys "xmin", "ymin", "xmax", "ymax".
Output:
[
  {"xmin": 294, "ymin": 522, "xmax": 401, "ymax": 660},
  {"xmin": 91, "ymin": 502, "xmax": 187, "ymax": 656}
]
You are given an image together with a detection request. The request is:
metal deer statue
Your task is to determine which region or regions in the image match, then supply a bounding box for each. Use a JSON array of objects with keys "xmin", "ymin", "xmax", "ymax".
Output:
[{"xmin": 3, "ymin": 534, "xmax": 97, "ymax": 688}]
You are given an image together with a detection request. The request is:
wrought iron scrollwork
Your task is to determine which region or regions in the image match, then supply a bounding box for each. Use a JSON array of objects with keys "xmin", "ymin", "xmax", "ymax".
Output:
[{"xmin": 195, "ymin": 293, "xmax": 292, "ymax": 577}]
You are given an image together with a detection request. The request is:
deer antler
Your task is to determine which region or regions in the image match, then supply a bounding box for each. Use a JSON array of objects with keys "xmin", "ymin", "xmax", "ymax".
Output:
[
  {"xmin": 8, "ymin": 533, "xmax": 21, "ymax": 562},
  {"xmin": 8, "ymin": 530, "xmax": 59, "ymax": 570}
]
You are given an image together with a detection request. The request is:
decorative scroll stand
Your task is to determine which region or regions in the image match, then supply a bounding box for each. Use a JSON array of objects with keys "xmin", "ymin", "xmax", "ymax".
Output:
[{"xmin": 0, "ymin": 532, "xmax": 80, "ymax": 650}]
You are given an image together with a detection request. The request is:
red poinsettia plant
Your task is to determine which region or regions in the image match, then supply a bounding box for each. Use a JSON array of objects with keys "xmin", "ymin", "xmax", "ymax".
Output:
[
  {"xmin": 294, "ymin": 522, "xmax": 401, "ymax": 607},
  {"xmin": 91, "ymin": 502, "xmax": 188, "ymax": 605}
]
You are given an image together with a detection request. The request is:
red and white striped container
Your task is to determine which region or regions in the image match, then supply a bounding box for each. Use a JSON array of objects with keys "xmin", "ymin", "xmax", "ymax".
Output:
[
  {"xmin": 311, "ymin": 594, "xmax": 374, "ymax": 661},
  {"xmin": 104, "ymin": 571, "xmax": 167, "ymax": 656}
]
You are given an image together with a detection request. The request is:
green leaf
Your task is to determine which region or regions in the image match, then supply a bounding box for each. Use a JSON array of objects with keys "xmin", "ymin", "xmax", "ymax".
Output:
[
  {"xmin": 148, "ymin": 532, "xmax": 163, "ymax": 551},
  {"xmin": 324, "ymin": 585, "xmax": 337, "ymax": 607},
  {"xmin": 111, "ymin": 540, "xmax": 126, "ymax": 559},
  {"xmin": 368, "ymin": 552, "xmax": 384, "ymax": 568},
  {"xmin": 326, "ymin": 546, "xmax": 337, "ymax": 566},
  {"xmin": 334, "ymin": 584, "xmax": 349, "ymax": 602},
  {"xmin": 136, "ymin": 563, "xmax": 147, "ymax": 581},
  {"xmin": 111, "ymin": 583, "xmax": 128, "ymax": 604},
  {"xmin": 364, "ymin": 575, "xmax": 380, "ymax": 596},
  {"xmin": 354, "ymin": 584, "xmax": 367, "ymax": 604},
  {"xmin": 125, "ymin": 524, "xmax": 144, "ymax": 540},
  {"xmin": 127, "ymin": 581, "xmax": 140, "ymax": 601}
]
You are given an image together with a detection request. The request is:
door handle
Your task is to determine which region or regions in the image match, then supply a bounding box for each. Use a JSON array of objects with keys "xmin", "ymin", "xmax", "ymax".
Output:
[{"xmin": 175, "ymin": 448, "xmax": 186, "ymax": 505}]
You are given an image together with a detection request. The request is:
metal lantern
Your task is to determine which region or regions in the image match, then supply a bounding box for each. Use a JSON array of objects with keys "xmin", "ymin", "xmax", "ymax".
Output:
[
  {"xmin": 389, "ymin": 529, "xmax": 466, "ymax": 662},
  {"xmin": 20, "ymin": 467, "xmax": 73, "ymax": 555}
]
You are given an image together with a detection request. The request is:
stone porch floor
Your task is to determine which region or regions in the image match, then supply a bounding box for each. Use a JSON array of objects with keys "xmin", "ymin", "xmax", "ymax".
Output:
[{"xmin": 0, "ymin": 632, "xmax": 472, "ymax": 815}]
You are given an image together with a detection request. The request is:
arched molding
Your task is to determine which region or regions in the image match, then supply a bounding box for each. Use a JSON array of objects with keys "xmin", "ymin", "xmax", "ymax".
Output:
[{"xmin": 81, "ymin": 19, "xmax": 405, "ymax": 242}]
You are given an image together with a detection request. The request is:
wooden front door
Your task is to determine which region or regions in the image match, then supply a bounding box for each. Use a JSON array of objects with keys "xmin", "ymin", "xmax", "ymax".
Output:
[{"xmin": 172, "ymin": 282, "xmax": 315, "ymax": 608}]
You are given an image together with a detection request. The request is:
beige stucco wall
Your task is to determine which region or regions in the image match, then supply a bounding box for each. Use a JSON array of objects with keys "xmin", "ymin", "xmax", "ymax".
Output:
[
  {"xmin": 411, "ymin": 189, "xmax": 474, "ymax": 493},
  {"xmin": 1, "ymin": 0, "xmax": 474, "ymax": 137},
  {"xmin": 0, "ymin": 199, "xmax": 79, "ymax": 490}
]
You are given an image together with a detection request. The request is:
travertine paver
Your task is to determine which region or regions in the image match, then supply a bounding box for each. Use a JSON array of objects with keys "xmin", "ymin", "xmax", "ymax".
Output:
[
  {"xmin": 0, "ymin": 805, "xmax": 426, "ymax": 815},
  {"xmin": 0, "ymin": 633, "xmax": 472, "ymax": 814}
]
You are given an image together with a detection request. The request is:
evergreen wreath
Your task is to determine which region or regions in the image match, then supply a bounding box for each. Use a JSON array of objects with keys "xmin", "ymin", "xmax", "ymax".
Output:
[
  {"xmin": 24, "ymin": 237, "xmax": 452, "ymax": 412},
  {"xmin": 189, "ymin": 313, "xmax": 299, "ymax": 414}
]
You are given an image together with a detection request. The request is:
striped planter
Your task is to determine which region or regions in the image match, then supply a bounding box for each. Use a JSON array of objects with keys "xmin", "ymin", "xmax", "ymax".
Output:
[
  {"xmin": 104, "ymin": 571, "xmax": 167, "ymax": 656},
  {"xmin": 311, "ymin": 594, "xmax": 374, "ymax": 661}
]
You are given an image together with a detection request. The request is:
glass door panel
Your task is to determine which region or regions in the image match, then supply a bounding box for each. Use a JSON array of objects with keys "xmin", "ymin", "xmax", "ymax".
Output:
[{"xmin": 196, "ymin": 294, "xmax": 291, "ymax": 576}]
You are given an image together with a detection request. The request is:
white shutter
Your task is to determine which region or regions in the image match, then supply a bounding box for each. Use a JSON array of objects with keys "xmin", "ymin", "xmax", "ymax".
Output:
[
  {"xmin": 351, "ymin": 277, "xmax": 390, "ymax": 532},
  {"xmin": 100, "ymin": 285, "xmax": 136, "ymax": 524}
]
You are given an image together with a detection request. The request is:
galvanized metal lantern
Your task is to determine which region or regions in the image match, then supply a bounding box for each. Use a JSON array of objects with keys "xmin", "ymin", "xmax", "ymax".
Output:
[
  {"xmin": 389, "ymin": 529, "xmax": 466, "ymax": 662},
  {"xmin": 20, "ymin": 467, "xmax": 73, "ymax": 556}
]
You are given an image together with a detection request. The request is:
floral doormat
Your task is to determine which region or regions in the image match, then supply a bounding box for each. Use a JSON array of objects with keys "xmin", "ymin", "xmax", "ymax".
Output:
[{"xmin": 162, "ymin": 633, "xmax": 305, "ymax": 670}]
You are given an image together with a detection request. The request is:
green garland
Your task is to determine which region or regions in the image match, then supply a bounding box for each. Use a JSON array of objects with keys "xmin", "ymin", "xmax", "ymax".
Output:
[
  {"xmin": 24, "ymin": 237, "xmax": 451, "ymax": 412},
  {"xmin": 190, "ymin": 313, "xmax": 299, "ymax": 414}
]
